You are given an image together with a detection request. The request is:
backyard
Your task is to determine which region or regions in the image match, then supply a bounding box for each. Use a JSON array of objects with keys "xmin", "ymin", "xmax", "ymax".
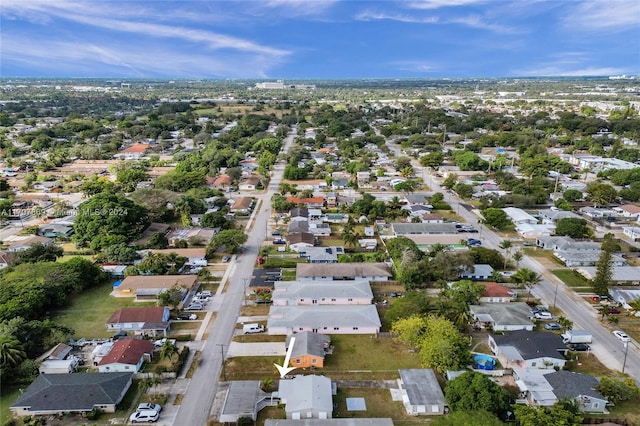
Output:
[{"xmin": 551, "ymin": 269, "xmax": 591, "ymax": 290}]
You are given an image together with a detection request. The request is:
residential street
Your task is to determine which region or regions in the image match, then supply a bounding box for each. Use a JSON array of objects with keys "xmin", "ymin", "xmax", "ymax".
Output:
[
  {"xmin": 389, "ymin": 143, "xmax": 640, "ymax": 385},
  {"xmin": 171, "ymin": 128, "xmax": 296, "ymax": 425}
]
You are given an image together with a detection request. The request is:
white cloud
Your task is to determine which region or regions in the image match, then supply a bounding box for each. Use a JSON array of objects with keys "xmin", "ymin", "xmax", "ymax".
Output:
[
  {"xmin": 518, "ymin": 65, "xmax": 630, "ymax": 77},
  {"xmin": 263, "ymin": 0, "xmax": 338, "ymax": 15},
  {"xmin": 391, "ymin": 60, "xmax": 439, "ymax": 73},
  {"xmin": 562, "ymin": 0, "xmax": 640, "ymax": 32},
  {"xmin": 356, "ymin": 10, "xmax": 515, "ymax": 33},
  {"xmin": 408, "ymin": 0, "xmax": 487, "ymax": 10},
  {"xmin": 448, "ymin": 15, "xmax": 517, "ymax": 33},
  {"xmin": 355, "ymin": 11, "xmax": 439, "ymax": 24}
]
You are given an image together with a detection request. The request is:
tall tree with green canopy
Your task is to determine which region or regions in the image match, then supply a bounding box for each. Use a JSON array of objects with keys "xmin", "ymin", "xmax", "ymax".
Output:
[
  {"xmin": 444, "ymin": 371, "xmax": 512, "ymax": 419},
  {"xmin": 512, "ymin": 400, "xmax": 583, "ymax": 426},
  {"xmin": 73, "ymin": 193, "xmax": 149, "ymax": 250}
]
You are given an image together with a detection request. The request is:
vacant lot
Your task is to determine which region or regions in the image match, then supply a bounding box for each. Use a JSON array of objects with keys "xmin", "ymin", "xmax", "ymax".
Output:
[
  {"xmin": 52, "ymin": 280, "xmax": 155, "ymax": 338},
  {"xmin": 552, "ymin": 269, "xmax": 591, "ymax": 290}
]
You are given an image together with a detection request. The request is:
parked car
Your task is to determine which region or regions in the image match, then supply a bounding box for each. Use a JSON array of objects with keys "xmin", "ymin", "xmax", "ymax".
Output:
[
  {"xmin": 177, "ymin": 313, "xmax": 198, "ymax": 320},
  {"xmin": 544, "ymin": 323, "xmax": 563, "ymax": 330},
  {"xmin": 185, "ymin": 303, "xmax": 204, "ymax": 311},
  {"xmin": 130, "ymin": 410, "xmax": 159, "ymax": 423},
  {"xmin": 534, "ymin": 312, "xmax": 553, "ymax": 320},
  {"xmin": 197, "ymin": 291, "xmax": 213, "ymax": 298},
  {"xmin": 271, "ymin": 231, "xmax": 281, "ymax": 236},
  {"xmin": 613, "ymin": 330, "xmax": 631, "ymax": 342},
  {"xmin": 137, "ymin": 403, "xmax": 162, "ymax": 412},
  {"xmin": 569, "ymin": 343, "xmax": 591, "ymax": 352},
  {"xmin": 606, "ymin": 307, "xmax": 621, "ymax": 314},
  {"xmin": 222, "ymin": 255, "xmax": 230, "ymax": 263}
]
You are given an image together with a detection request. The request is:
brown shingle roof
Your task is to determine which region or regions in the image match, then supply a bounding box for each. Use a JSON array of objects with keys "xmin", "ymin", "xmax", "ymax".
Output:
[
  {"xmin": 117, "ymin": 275, "xmax": 198, "ymax": 292},
  {"xmin": 107, "ymin": 307, "xmax": 167, "ymax": 324},
  {"xmin": 97, "ymin": 339, "xmax": 154, "ymax": 366}
]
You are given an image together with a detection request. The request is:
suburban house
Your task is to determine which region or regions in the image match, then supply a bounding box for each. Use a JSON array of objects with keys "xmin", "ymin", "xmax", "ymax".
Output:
[
  {"xmin": 460, "ymin": 264, "xmax": 494, "ymax": 280},
  {"xmin": 538, "ymin": 209, "xmax": 583, "ymax": 224},
  {"xmin": 579, "ymin": 207, "xmax": 616, "ymax": 219},
  {"xmin": 106, "ymin": 306, "xmax": 171, "ymax": 336},
  {"xmin": 229, "ymin": 197, "xmax": 254, "ymax": 214},
  {"xmin": 101, "ymin": 264, "xmax": 127, "ymax": 277},
  {"xmin": 392, "ymin": 223, "xmax": 458, "ymax": 235},
  {"xmin": 325, "ymin": 192, "xmax": 338, "ymax": 208},
  {"xmin": 555, "ymin": 251, "xmax": 626, "ymax": 268},
  {"xmin": 578, "ymin": 266, "xmax": 640, "ymax": 285},
  {"xmin": 37, "ymin": 223, "xmax": 74, "ymax": 238},
  {"xmin": 514, "ymin": 369, "xmax": 607, "ymax": 413},
  {"xmin": 398, "ymin": 369, "xmax": 446, "ymax": 416},
  {"xmin": 167, "ymin": 227, "xmax": 219, "ymax": 246},
  {"xmin": 503, "ymin": 207, "xmax": 538, "ymax": 225},
  {"xmin": 308, "ymin": 222, "xmax": 331, "ymax": 237},
  {"xmin": 623, "ymin": 226, "xmax": 640, "ymax": 242},
  {"xmin": 267, "ymin": 305, "xmax": 381, "ymax": 335},
  {"xmin": 296, "ymin": 262, "xmax": 391, "ymax": 282},
  {"xmin": 613, "ymin": 204, "xmax": 640, "ymax": 219},
  {"xmin": 286, "ymin": 196, "xmax": 325, "ymax": 209},
  {"xmin": 287, "ymin": 232, "xmax": 315, "ymax": 252},
  {"xmin": 239, "ymin": 174, "xmax": 261, "ymax": 191},
  {"xmin": 134, "ymin": 222, "xmax": 172, "ymax": 247},
  {"xmin": 298, "ymin": 246, "xmax": 344, "ymax": 263},
  {"xmin": 288, "ymin": 220, "xmax": 310, "ymax": 234},
  {"xmin": 608, "ymin": 287, "xmax": 640, "ymax": 310},
  {"xmin": 210, "ymin": 175, "xmax": 232, "ymax": 190},
  {"xmin": 145, "ymin": 248, "xmax": 208, "ymax": 267},
  {"xmin": 4, "ymin": 235, "xmax": 54, "ymax": 252},
  {"xmin": 489, "ymin": 331, "xmax": 568, "ymax": 370},
  {"xmin": 277, "ymin": 375, "xmax": 333, "ymax": 420},
  {"xmin": 219, "ymin": 381, "xmax": 268, "ymax": 423},
  {"xmin": 96, "ymin": 338, "xmax": 154, "ymax": 373},
  {"xmin": 114, "ymin": 143, "xmax": 149, "ymax": 160},
  {"xmin": 290, "ymin": 207, "xmax": 309, "ymax": 221},
  {"xmin": 536, "ymin": 236, "xmax": 600, "ymax": 252},
  {"xmin": 470, "ymin": 303, "xmax": 535, "ymax": 331},
  {"xmin": 479, "ymin": 282, "xmax": 515, "ymax": 303},
  {"xmin": 114, "ymin": 275, "xmax": 198, "ymax": 301},
  {"xmin": 271, "ymin": 280, "xmax": 373, "ymax": 306},
  {"xmin": 516, "ymin": 223, "xmax": 555, "ymax": 239},
  {"xmin": 10, "ymin": 372, "xmax": 133, "ymax": 416},
  {"xmin": 286, "ymin": 331, "xmax": 332, "ymax": 369}
]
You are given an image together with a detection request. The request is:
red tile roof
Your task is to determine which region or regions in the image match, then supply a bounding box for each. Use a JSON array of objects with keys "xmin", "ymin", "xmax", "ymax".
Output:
[
  {"xmin": 97, "ymin": 339, "xmax": 154, "ymax": 366},
  {"xmin": 107, "ymin": 307, "xmax": 167, "ymax": 324},
  {"xmin": 213, "ymin": 175, "xmax": 232, "ymax": 186},
  {"xmin": 121, "ymin": 143, "xmax": 150, "ymax": 153},
  {"xmin": 481, "ymin": 282, "xmax": 513, "ymax": 298},
  {"xmin": 286, "ymin": 196, "xmax": 325, "ymax": 205}
]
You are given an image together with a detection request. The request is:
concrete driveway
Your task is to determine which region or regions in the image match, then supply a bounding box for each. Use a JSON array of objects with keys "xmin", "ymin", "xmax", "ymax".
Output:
[{"xmin": 227, "ymin": 341, "xmax": 286, "ymax": 357}]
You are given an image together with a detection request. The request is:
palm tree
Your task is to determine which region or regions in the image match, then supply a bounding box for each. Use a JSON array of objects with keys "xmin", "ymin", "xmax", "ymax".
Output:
[
  {"xmin": 0, "ymin": 333, "xmax": 27, "ymax": 368},
  {"xmin": 160, "ymin": 341, "xmax": 179, "ymax": 364},
  {"xmin": 628, "ymin": 299, "xmax": 640, "ymax": 317},
  {"xmin": 499, "ymin": 240, "xmax": 512, "ymax": 270},
  {"xmin": 513, "ymin": 251, "xmax": 523, "ymax": 269},
  {"xmin": 342, "ymin": 229, "xmax": 358, "ymax": 247},
  {"xmin": 513, "ymin": 268, "xmax": 542, "ymax": 301},
  {"xmin": 198, "ymin": 268, "xmax": 212, "ymax": 286},
  {"xmin": 557, "ymin": 316, "xmax": 573, "ymax": 330}
]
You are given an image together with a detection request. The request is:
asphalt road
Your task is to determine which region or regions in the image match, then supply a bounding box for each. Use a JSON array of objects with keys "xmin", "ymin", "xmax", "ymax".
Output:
[
  {"xmin": 173, "ymin": 127, "xmax": 296, "ymax": 426},
  {"xmin": 388, "ymin": 143, "xmax": 640, "ymax": 384}
]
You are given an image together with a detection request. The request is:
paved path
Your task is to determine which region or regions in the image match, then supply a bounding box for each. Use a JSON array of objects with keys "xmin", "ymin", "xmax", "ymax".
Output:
[{"xmin": 227, "ymin": 342, "xmax": 286, "ymax": 357}]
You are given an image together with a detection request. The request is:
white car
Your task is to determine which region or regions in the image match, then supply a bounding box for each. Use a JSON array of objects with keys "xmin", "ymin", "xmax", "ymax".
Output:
[
  {"xmin": 137, "ymin": 403, "xmax": 162, "ymax": 412},
  {"xmin": 534, "ymin": 312, "xmax": 553, "ymax": 320},
  {"xmin": 197, "ymin": 291, "xmax": 213, "ymax": 298},
  {"xmin": 185, "ymin": 303, "xmax": 204, "ymax": 311},
  {"xmin": 130, "ymin": 410, "xmax": 159, "ymax": 423},
  {"xmin": 613, "ymin": 330, "xmax": 631, "ymax": 343}
]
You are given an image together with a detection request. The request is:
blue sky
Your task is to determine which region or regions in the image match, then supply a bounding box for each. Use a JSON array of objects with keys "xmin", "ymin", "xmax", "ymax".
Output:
[{"xmin": 1, "ymin": 0, "xmax": 639, "ymax": 79}]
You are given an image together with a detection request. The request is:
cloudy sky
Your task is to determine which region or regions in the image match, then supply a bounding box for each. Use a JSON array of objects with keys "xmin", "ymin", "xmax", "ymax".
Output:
[{"xmin": 1, "ymin": 0, "xmax": 639, "ymax": 79}]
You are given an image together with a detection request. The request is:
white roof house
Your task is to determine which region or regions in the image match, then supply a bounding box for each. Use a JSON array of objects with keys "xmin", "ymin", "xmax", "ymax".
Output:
[
  {"xmin": 578, "ymin": 266, "xmax": 640, "ymax": 285},
  {"xmin": 470, "ymin": 303, "xmax": 534, "ymax": 331},
  {"xmin": 516, "ymin": 223, "xmax": 555, "ymax": 239},
  {"xmin": 271, "ymin": 280, "xmax": 373, "ymax": 306},
  {"xmin": 296, "ymin": 263, "xmax": 391, "ymax": 281},
  {"xmin": 398, "ymin": 369, "xmax": 446, "ymax": 416},
  {"xmin": 277, "ymin": 375, "xmax": 333, "ymax": 420},
  {"xmin": 267, "ymin": 305, "xmax": 381, "ymax": 335},
  {"xmin": 503, "ymin": 207, "xmax": 538, "ymax": 225}
]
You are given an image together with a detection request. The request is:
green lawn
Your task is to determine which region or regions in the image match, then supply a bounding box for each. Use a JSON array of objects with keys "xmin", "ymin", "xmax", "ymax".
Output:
[
  {"xmin": 552, "ymin": 269, "xmax": 590, "ymax": 289},
  {"xmin": 51, "ymin": 280, "xmax": 155, "ymax": 338},
  {"xmin": 0, "ymin": 386, "xmax": 21, "ymax": 423},
  {"xmin": 334, "ymin": 388, "xmax": 422, "ymax": 424}
]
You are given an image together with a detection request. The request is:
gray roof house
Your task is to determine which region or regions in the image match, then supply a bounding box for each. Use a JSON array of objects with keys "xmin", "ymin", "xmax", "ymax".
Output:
[
  {"xmin": 538, "ymin": 209, "xmax": 583, "ymax": 224},
  {"xmin": 460, "ymin": 264, "xmax": 494, "ymax": 280},
  {"xmin": 299, "ymin": 246, "xmax": 343, "ymax": 263},
  {"xmin": 10, "ymin": 372, "xmax": 133, "ymax": 416},
  {"xmin": 289, "ymin": 220, "xmax": 310, "ymax": 234},
  {"xmin": 219, "ymin": 381, "xmax": 269, "ymax": 423},
  {"xmin": 470, "ymin": 302, "xmax": 534, "ymax": 331},
  {"xmin": 271, "ymin": 280, "xmax": 373, "ymax": 306},
  {"xmin": 286, "ymin": 331, "xmax": 332, "ymax": 368},
  {"xmin": 609, "ymin": 286, "xmax": 640, "ymax": 310},
  {"xmin": 543, "ymin": 371, "xmax": 607, "ymax": 413},
  {"xmin": 489, "ymin": 331, "xmax": 568, "ymax": 370},
  {"xmin": 392, "ymin": 223, "xmax": 458, "ymax": 235},
  {"xmin": 267, "ymin": 305, "xmax": 381, "ymax": 335},
  {"xmin": 398, "ymin": 369, "xmax": 446, "ymax": 415},
  {"xmin": 277, "ymin": 375, "xmax": 333, "ymax": 420},
  {"xmin": 296, "ymin": 262, "xmax": 391, "ymax": 281},
  {"xmin": 265, "ymin": 420, "xmax": 394, "ymax": 426}
]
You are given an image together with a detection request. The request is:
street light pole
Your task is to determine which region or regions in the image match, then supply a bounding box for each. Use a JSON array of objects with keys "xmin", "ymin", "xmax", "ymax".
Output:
[
  {"xmin": 553, "ymin": 281, "xmax": 559, "ymax": 309},
  {"xmin": 622, "ymin": 342, "xmax": 629, "ymax": 374},
  {"xmin": 217, "ymin": 344, "xmax": 227, "ymax": 381},
  {"xmin": 243, "ymin": 277, "xmax": 249, "ymax": 306}
]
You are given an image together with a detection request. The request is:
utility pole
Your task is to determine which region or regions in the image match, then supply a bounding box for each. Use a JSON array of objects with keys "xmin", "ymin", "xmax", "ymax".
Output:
[
  {"xmin": 217, "ymin": 344, "xmax": 227, "ymax": 381},
  {"xmin": 622, "ymin": 342, "xmax": 629, "ymax": 374},
  {"xmin": 553, "ymin": 281, "xmax": 559, "ymax": 309},
  {"xmin": 553, "ymin": 170, "xmax": 561, "ymax": 194},
  {"xmin": 243, "ymin": 278, "xmax": 249, "ymax": 306}
]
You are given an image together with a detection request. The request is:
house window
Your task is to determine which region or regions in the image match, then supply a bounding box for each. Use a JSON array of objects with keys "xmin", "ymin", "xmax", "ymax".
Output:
[
  {"xmin": 353, "ymin": 327, "xmax": 358, "ymax": 330},
  {"xmin": 312, "ymin": 359, "xmax": 317, "ymax": 364},
  {"xmin": 531, "ymin": 362, "xmax": 536, "ymax": 367},
  {"xmin": 296, "ymin": 359, "xmax": 301, "ymax": 364},
  {"xmin": 334, "ymin": 327, "xmax": 339, "ymax": 330},
  {"xmin": 300, "ymin": 299, "xmax": 304, "ymax": 302},
  {"xmin": 323, "ymin": 327, "xmax": 328, "ymax": 330},
  {"xmin": 348, "ymin": 298, "xmax": 353, "ymax": 301},
  {"xmin": 321, "ymin": 298, "xmax": 325, "ymax": 301},
  {"xmin": 593, "ymin": 403, "xmax": 599, "ymax": 408},
  {"xmin": 299, "ymin": 328, "xmax": 304, "ymax": 331},
  {"xmin": 331, "ymin": 298, "xmax": 336, "ymax": 302}
]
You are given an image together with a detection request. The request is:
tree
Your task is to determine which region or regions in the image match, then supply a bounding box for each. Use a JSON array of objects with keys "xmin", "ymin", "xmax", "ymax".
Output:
[
  {"xmin": 201, "ymin": 211, "xmax": 233, "ymax": 229},
  {"xmin": 395, "ymin": 156, "xmax": 412, "ymax": 171},
  {"xmin": 586, "ymin": 183, "xmax": 617, "ymax": 207},
  {"xmin": 591, "ymin": 249, "xmax": 613, "ymax": 296},
  {"xmin": 512, "ymin": 400, "xmax": 583, "ymax": 426},
  {"xmin": 157, "ymin": 284, "xmax": 186, "ymax": 308},
  {"xmin": 431, "ymin": 411, "xmax": 503, "ymax": 426},
  {"xmin": 444, "ymin": 280, "xmax": 485, "ymax": 306},
  {"xmin": 555, "ymin": 218, "xmax": 589, "ymax": 238},
  {"xmin": 13, "ymin": 243, "xmax": 63, "ymax": 265},
  {"xmin": 116, "ymin": 168, "xmax": 149, "ymax": 192},
  {"xmin": 468, "ymin": 247, "xmax": 505, "ymax": 270},
  {"xmin": 394, "ymin": 180, "xmax": 417, "ymax": 193},
  {"xmin": 207, "ymin": 229, "xmax": 248, "ymax": 254},
  {"xmin": 442, "ymin": 173, "xmax": 458, "ymax": 190},
  {"xmin": 453, "ymin": 182, "xmax": 474, "ymax": 199},
  {"xmin": 596, "ymin": 375, "xmax": 640, "ymax": 404},
  {"xmin": 391, "ymin": 315, "xmax": 427, "ymax": 349},
  {"xmin": 444, "ymin": 371, "xmax": 512, "ymax": 419},
  {"xmin": 499, "ymin": 239, "xmax": 512, "ymax": 269},
  {"xmin": 0, "ymin": 332, "xmax": 27, "ymax": 369},
  {"xmin": 384, "ymin": 291, "xmax": 431, "ymax": 323},
  {"xmin": 159, "ymin": 340, "xmax": 179, "ymax": 364},
  {"xmin": 513, "ymin": 251, "xmax": 523, "ymax": 269},
  {"xmin": 420, "ymin": 152, "xmax": 444, "ymax": 168},
  {"xmin": 147, "ymin": 231, "xmax": 169, "ymax": 249},
  {"xmin": 482, "ymin": 208, "xmax": 511, "ymax": 230},
  {"xmin": 557, "ymin": 316, "xmax": 573, "ymax": 330},
  {"xmin": 73, "ymin": 193, "xmax": 149, "ymax": 250},
  {"xmin": 101, "ymin": 243, "xmax": 141, "ymax": 264},
  {"xmin": 563, "ymin": 189, "xmax": 583, "ymax": 202},
  {"xmin": 513, "ymin": 268, "xmax": 542, "ymax": 300}
]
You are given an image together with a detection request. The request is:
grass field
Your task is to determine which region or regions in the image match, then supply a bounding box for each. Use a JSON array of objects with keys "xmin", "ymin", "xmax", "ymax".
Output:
[
  {"xmin": 51, "ymin": 280, "xmax": 155, "ymax": 338},
  {"xmin": 0, "ymin": 386, "xmax": 21, "ymax": 423},
  {"xmin": 552, "ymin": 269, "xmax": 591, "ymax": 289},
  {"xmin": 334, "ymin": 388, "xmax": 422, "ymax": 424}
]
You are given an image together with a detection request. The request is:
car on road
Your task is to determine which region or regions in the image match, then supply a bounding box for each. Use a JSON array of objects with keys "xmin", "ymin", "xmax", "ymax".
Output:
[
  {"xmin": 130, "ymin": 410, "xmax": 159, "ymax": 423},
  {"xmin": 222, "ymin": 255, "xmax": 230, "ymax": 263},
  {"xmin": 271, "ymin": 231, "xmax": 281, "ymax": 236},
  {"xmin": 569, "ymin": 343, "xmax": 590, "ymax": 352},
  {"xmin": 177, "ymin": 313, "xmax": 197, "ymax": 320},
  {"xmin": 613, "ymin": 330, "xmax": 631, "ymax": 342},
  {"xmin": 137, "ymin": 403, "xmax": 162, "ymax": 412},
  {"xmin": 544, "ymin": 323, "xmax": 563, "ymax": 330}
]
